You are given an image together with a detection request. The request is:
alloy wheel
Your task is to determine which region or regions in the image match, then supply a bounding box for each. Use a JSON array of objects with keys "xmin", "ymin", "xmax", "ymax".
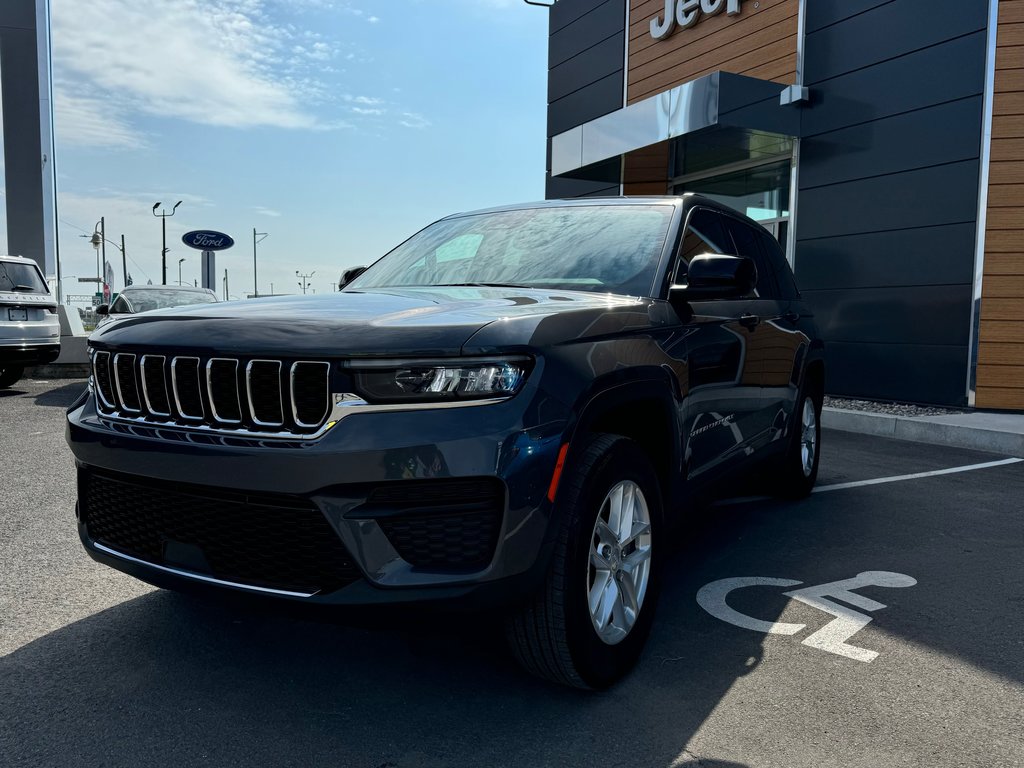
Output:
[{"xmin": 586, "ymin": 480, "xmax": 653, "ymax": 645}]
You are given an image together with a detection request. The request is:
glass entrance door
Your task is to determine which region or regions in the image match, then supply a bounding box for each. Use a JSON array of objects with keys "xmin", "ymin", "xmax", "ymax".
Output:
[{"xmin": 673, "ymin": 158, "xmax": 791, "ymax": 246}]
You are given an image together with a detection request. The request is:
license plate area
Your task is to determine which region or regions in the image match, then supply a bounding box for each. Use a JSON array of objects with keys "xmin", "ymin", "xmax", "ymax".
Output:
[{"xmin": 8, "ymin": 308, "xmax": 28, "ymax": 322}]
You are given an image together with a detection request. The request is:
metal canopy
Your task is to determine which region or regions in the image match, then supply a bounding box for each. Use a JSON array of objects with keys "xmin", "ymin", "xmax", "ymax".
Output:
[{"xmin": 550, "ymin": 72, "xmax": 802, "ymax": 180}]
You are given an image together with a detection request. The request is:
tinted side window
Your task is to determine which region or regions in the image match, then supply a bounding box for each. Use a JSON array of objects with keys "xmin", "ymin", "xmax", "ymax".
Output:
[
  {"xmin": 756, "ymin": 228, "xmax": 800, "ymax": 300},
  {"xmin": 721, "ymin": 216, "xmax": 775, "ymax": 299},
  {"xmin": 675, "ymin": 208, "xmax": 729, "ymax": 283}
]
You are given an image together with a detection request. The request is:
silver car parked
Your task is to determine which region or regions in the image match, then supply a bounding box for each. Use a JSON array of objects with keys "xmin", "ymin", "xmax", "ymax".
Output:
[{"xmin": 0, "ymin": 255, "xmax": 60, "ymax": 388}]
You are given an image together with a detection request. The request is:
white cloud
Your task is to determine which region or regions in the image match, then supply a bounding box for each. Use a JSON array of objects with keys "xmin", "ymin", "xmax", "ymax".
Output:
[
  {"xmin": 399, "ymin": 112, "xmax": 431, "ymax": 129},
  {"xmin": 53, "ymin": 88, "xmax": 148, "ymax": 150},
  {"xmin": 50, "ymin": 0, "xmax": 336, "ymax": 146},
  {"xmin": 343, "ymin": 95, "xmax": 385, "ymax": 106},
  {"xmin": 252, "ymin": 206, "xmax": 282, "ymax": 217}
]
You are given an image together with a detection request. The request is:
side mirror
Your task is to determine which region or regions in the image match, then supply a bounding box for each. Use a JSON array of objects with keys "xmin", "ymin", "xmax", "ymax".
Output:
[
  {"xmin": 671, "ymin": 254, "xmax": 757, "ymax": 301},
  {"xmin": 339, "ymin": 266, "xmax": 367, "ymax": 290},
  {"xmin": 95, "ymin": 304, "xmax": 110, "ymax": 316}
]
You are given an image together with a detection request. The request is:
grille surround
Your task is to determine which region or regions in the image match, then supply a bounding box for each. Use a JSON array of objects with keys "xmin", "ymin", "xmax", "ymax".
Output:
[
  {"xmin": 92, "ymin": 350, "xmax": 332, "ymax": 437},
  {"xmin": 80, "ymin": 469, "xmax": 361, "ymax": 595}
]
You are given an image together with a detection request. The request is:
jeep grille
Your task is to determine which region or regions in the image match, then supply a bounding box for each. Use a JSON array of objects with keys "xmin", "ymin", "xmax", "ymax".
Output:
[{"xmin": 92, "ymin": 350, "xmax": 331, "ymax": 436}]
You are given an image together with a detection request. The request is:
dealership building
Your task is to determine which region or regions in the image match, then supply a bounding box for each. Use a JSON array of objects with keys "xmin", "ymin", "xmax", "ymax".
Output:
[{"xmin": 542, "ymin": 0, "xmax": 1023, "ymax": 410}]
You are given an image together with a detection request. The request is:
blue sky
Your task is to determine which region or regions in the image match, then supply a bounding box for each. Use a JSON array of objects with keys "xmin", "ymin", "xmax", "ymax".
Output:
[{"xmin": 28, "ymin": 0, "xmax": 550, "ymax": 298}]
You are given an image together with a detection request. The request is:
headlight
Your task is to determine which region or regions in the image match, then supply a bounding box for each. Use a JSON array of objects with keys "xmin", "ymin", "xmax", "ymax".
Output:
[{"xmin": 348, "ymin": 357, "xmax": 531, "ymax": 403}]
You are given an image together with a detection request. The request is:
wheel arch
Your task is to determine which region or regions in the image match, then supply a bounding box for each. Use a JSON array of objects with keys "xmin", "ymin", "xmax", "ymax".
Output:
[{"xmin": 563, "ymin": 375, "xmax": 683, "ymax": 521}]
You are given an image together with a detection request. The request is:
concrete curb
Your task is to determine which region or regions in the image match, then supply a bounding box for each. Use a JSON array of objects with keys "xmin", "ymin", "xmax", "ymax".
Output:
[{"xmin": 823, "ymin": 407, "xmax": 1024, "ymax": 457}]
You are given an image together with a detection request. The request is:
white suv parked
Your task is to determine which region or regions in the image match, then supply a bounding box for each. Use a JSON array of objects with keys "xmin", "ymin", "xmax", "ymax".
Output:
[{"xmin": 0, "ymin": 255, "xmax": 60, "ymax": 388}]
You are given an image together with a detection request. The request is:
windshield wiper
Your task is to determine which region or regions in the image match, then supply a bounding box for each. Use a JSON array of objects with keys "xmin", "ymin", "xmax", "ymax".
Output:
[{"xmin": 11, "ymin": 284, "xmax": 38, "ymax": 292}]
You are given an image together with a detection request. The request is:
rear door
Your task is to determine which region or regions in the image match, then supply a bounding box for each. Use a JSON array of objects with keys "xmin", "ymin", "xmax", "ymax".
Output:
[{"xmin": 718, "ymin": 215, "xmax": 806, "ymax": 448}]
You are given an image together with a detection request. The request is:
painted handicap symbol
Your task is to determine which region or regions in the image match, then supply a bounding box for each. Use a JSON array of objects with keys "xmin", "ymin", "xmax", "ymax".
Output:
[{"xmin": 696, "ymin": 571, "xmax": 917, "ymax": 662}]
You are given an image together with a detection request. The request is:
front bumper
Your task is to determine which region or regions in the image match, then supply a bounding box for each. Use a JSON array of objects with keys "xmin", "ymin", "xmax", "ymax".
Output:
[{"xmin": 67, "ymin": 391, "xmax": 568, "ymax": 608}]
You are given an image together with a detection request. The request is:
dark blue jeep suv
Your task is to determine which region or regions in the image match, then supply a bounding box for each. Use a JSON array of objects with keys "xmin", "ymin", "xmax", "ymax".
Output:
[{"xmin": 66, "ymin": 196, "xmax": 824, "ymax": 689}]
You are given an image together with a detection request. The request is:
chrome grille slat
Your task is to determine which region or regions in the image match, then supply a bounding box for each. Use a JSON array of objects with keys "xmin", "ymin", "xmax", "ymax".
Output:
[
  {"xmin": 290, "ymin": 361, "xmax": 331, "ymax": 428},
  {"xmin": 140, "ymin": 355, "xmax": 170, "ymax": 416},
  {"xmin": 207, "ymin": 358, "xmax": 242, "ymax": 424},
  {"xmin": 93, "ymin": 351, "xmax": 116, "ymax": 411},
  {"xmin": 246, "ymin": 360, "xmax": 284, "ymax": 427},
  {"xmin": 171, "ymin": 357, "xmax": 204, "ymax": 420},
  {"xmin": 113, "ymin": 353, "xmax": 141, "ymax": 413}
]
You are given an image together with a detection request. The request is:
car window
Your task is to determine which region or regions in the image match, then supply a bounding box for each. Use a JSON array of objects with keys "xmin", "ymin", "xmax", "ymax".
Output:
[
  {"xmin": 755, "ymin": 228, "xmax": 800, "ymax": 300},
  {"xmin": 720, "ymin": 216, "xmax": 776, "ymax": 299},
  {"xmin": 109, "ymin": 295, "xmax": 132, "ymax": 313},
  {"xmin": 0, "ymin": 260, "xmax": 48, "ymax": 295},
  {"xmin": 675, "ymin": 208, "xmax": 729, "ymax": 283}
]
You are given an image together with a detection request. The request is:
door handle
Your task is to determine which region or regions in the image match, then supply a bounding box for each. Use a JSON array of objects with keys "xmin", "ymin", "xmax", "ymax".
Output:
[
  {"xmin": 783, "ymin": 310, "xmax": 801, "ymax": 323},
  {"xmin": 739, "ymin": 313, "xmax": 760, "ymax": 329}
]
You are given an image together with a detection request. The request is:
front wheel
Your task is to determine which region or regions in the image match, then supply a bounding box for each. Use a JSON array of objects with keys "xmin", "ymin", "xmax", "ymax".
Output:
[
  {"xmin": 0, "ymin": 365, "xmax": 25, "ymax": 389},
  {"xmin": 506, "ymin": 434, "xmax": 662, "ymax": 689}
]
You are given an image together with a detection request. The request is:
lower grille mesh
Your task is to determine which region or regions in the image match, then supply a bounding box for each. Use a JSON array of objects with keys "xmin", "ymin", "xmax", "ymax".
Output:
[
  {"xmin": 367, "ymin": 479, "xmax": 504, "ymax": 569},
  {"xmin": 80, "ymin": 470, "xmax": 360, "ymax": 594}
]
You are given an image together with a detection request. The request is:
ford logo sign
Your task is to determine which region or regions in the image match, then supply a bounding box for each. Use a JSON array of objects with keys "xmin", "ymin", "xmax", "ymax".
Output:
[{"xmin": 182, "ymin": 230, "xmax": 235, "ymax": 251}]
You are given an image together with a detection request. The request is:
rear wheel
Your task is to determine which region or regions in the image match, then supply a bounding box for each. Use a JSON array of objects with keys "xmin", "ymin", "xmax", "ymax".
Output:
[
  {"xmin": 774, "ymin": 382, "xmax": 822, "ymax": 498},
  {"xmin": 0, "ymin": 365, "xmax": 24, "ymax": 389},
  {"xmin": 506, "ymin": 434, "xmax": 662, "ymax": 689}
]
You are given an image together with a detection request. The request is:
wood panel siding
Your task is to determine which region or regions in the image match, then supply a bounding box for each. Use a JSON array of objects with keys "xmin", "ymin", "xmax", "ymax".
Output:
[
  {"xmin": 978, "ymin": 1, "xmax": 1024, "ymax": 410},
  {"xmin": 626, "ymin": 0, "xmax": 798, "ymax": 105},
  {"xmin": 622, "ymin": 142, "xmax": 671, "ymax": 195}
]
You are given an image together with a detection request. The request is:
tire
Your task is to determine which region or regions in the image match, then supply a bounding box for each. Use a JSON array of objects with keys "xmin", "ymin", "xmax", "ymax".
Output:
[
  {"xmin": 774, "ymin": 381, "xmax": 822, "ymax": 498},
  {"xmin": 0, "ymin": 365, "xmax": 24, "ymax": 389},
  {"xmin": 506, "ymin": 434, "xmax": 662, "ymax": 690}
]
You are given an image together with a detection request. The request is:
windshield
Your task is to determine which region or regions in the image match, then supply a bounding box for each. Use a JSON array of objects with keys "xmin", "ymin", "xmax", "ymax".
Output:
[
  {"xmin": 110, "ymin": 289, "xmax": 217, "ymax": 314},
  {"xmin": 0, "ymin": 260, "xmax": 48, "ymax": 294},
  {"xmin": 348, "ymin": 204, "xmax": 674, "ymax": 296}
]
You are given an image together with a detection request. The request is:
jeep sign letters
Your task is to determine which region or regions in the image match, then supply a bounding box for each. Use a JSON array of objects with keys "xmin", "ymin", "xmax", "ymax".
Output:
[{"xmin": 651, "ymin": 0, "xmax": 743, "ymax": 40}]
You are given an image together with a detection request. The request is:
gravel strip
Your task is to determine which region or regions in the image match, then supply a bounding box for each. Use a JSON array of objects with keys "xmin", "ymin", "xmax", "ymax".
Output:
[{"xmin": 824, "ymin": 396, "xmax": 967, "ymax": 418}]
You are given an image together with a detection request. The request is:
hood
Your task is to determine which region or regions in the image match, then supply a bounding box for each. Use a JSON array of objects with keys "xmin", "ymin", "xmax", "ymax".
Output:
[{"xmin": 89, "ymin": 286, "xmax": 662, "ymax": 357}]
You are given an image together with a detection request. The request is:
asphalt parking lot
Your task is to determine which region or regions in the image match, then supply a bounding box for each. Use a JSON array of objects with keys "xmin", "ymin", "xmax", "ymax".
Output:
[{"xmin": 2, "ymin": 379, "xmax": 1022, "ymax": 768}]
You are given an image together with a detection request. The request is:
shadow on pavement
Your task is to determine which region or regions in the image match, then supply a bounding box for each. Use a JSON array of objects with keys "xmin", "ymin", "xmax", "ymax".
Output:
[
  {"xmin": 33, "ymin": 381, "xmax": 87, "ymax": 408},
  {"xmin": 0, "ymin": 503, "xmax": 786, "ymax": 768}
]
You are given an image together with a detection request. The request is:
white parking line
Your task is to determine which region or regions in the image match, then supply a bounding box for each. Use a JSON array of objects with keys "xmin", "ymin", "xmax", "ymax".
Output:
[
  {"xmin": 714, "ymin": 457, "xmax": 1023, "ymax": 506},
  {"xmin": 812, "ymin": 458, "xmax": 1023, "ymax": 494}
]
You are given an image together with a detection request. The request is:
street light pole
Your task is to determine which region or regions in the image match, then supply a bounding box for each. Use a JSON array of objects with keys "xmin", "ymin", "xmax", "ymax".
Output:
[
  {"xmin": 153, "ymin": 201, "xmax": 183, "ymax": 285},
  {"xmin": 296, "ymin": 270, "xmax": 316, "ymax": 295},
  {"xmin": 178, "ymin": 258, "xmax": 186, "ymax": 286},
  {"xmin": 253, "ymin": 228, "xmax": 268, "ymax": 297}
]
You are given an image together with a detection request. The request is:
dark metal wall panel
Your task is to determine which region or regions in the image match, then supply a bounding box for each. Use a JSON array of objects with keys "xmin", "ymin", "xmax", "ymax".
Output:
[
  {"xmin": 804, "ymin": 0, "xmax": 987, "ymax": 85},
  {"xmin": 797, "ymin": 160, "xmax": 980, "ymax": 240},
  {"xmin": 794, "ymin": 1, "xmax": 988, "ymax": 406},
  {"xmin": 801, "ymin": 32, "xmax": 987, "ymax": 138},
  {"xmin": 795, "ymin": 223, "xmax": 977, "ymax": 291},
  {"xmin": 549, "ymin": 32, "xmax": 625, "ymax": 103},
  {"xmin": 550, "ymin": 0, "xmax": 615, "ymax": 35},
  {"xmin": 800, "ymin": 96, "xmax": 984, "ymax": 190},
  {"xmin": 804, "ymin": 0, "xmax": 892, "ymax": 34},
  {"xmin": 548, "ymin": 71, "xmax": 624, "ymax": 137},
  {"xmin": 546, "ymin": 0, "xmax": 624, "ymax": 194},
  {"xmin": 803, "ymin": 285, "xmax": 973, "ymax": 347},
  {"xmin": 546, "ymin": 174, "xmax": 620, "ymax": 200},
  {"xmin": 824, "ymin": 341, "xmax": 970, "ymax": 405},
  {"xmin": 549, "ymin": 0, "xmax": 625, "ymax": 68}
]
